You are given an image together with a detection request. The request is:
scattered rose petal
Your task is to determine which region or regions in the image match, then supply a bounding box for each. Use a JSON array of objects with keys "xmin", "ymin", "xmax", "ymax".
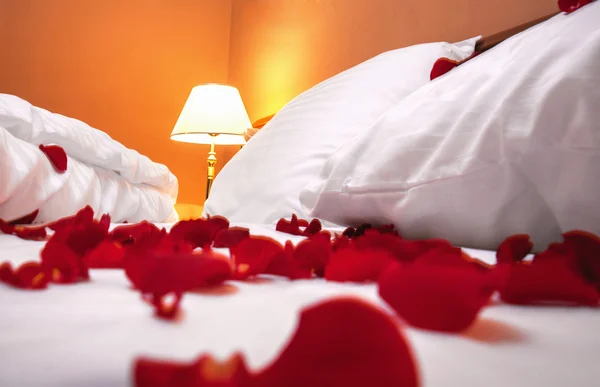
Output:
[
  {"xmin": 134, "ymin": 297, "xmax": 419, "ymax": 387},
  {"xmin": 499, "ymin": 249, "xmax": 599, "ymax": 306},
  {"xmin": 0, "ymin": 261, "xmax": 49, "ymax": 290},
  {"xmin": 9, "ymin": 209, "xmax": 39, "ymax": 225},
  {"xmin": 170, "ymin": 217, "xmax": 229, "ymax": 249},
  {"xmin": 496, "ymin": 234, "xmax": 533, "ymax": 264},
  {"xmin": 213, "ymin": 227, "xmax": 250, "ymax": 248},
  {"xmin": 325, "ymin": 248, "xmax": 395, "ymax": 283},
  {"xmin": 379, "ymin": 261, "xmax": 495, "ymax": 332},
  {"xmin": 563, "ymin": 230, "xmax": 600, "ymax": 286},
  {"xmin": 86, "ymin": 239, "xmax": 125, "ymax": 268},
  {"xmin": 39, "ymin": 144, "xmax": 68, "ymax": 173},
  {"xmin": 276, "ymin": 214, "xmax": 323, "ymax": 236},
  {"xmin": 558, "ymin": 0, "xmax": 593, "ymax": 13},
  {"xmin": 230, "ymin": 236, "xmax": 284, "ymax": 279},
  {"xmin": 430, "ymin": 58, "xmax": 460, "ymax": 80}
]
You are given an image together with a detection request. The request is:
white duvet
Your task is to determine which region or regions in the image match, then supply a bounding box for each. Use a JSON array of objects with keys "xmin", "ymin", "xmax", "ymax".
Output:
[{"xmin": 0, "ymin": 94, "xmax": 178, "ymax": 223}]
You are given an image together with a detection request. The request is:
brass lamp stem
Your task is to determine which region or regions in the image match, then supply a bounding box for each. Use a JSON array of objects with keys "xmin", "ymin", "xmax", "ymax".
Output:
[{"xmin": 206, "ymin": 134, "xmax": 217, "ymax": 199}]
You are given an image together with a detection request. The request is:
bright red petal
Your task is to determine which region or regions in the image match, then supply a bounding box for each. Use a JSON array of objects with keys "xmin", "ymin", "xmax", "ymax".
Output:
[
  {"xmin": 0, "ymin": 261, "xmax": 49, "ymax": 290},
  {"xmin": 430, "ymin": 58, "xmax": 459, "ymax": 80},
  {"xmin": 379, "ymin": 261, "xmax": 495, "ymax": 332},
  {"xmin": 86, "ymin": 239, "xmax": 125, "ymax": 268},
  {"xmin": 275, "ymin": 214, "xmax": 303, "ymax": 236},
  {"xmin": 170, "ymin": 217, "xmax": 229, "ymax": 249},
  {"xmin": 264, "ymin": 241, "xmax": 312, "ymax": 280},
  {"xmin": 39, "ymin": 144, "xmax": 68, "ymax": 173}
]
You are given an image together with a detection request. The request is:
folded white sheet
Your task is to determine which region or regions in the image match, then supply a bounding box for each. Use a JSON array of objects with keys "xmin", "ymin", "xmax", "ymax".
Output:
[{"xmin": 0, "ymin": 94, "xmax": 178, "ymax": 223}]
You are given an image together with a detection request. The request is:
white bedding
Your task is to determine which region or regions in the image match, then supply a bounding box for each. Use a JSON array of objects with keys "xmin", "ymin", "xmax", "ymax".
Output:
[
  {"xmin": 1, "ymin": 222, "xmax": 598, "ymax": 387},
  {"xmin": 0, "ymin": 94, "xmax": 178, "ymax": 223}
]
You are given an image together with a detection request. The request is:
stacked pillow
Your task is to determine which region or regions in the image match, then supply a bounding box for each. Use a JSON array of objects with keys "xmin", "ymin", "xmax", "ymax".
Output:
[
  {"xmin": 204, "ymin": 37, "xmax": 480, "ymax": 223},
  {"xmin": 300, "ymin": 4, "xmax": 600, "ymax": 250}
]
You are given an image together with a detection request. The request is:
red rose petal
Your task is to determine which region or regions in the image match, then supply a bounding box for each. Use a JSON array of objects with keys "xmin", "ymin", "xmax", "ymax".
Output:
[
  {"xmin": 86, "ymin": 239, "xmax": 125, "ymax": 268},
  {"xmin": 133, "ymin": 298, "xmax": 419, "ymax": 387},
  {"xmin": 230, "ymin": 236, "xmax": 284, "ymax": 279},
  {"xmin": 213, "ymin": 227, "xmax": 250, "ymax": 248},
  {"xmin": 325, "ymin": 248, "xmax": 395, "ymax": 283},
  {"xmin": 563, "ymin": 230, "xmax": 600, "ymax": 286},
  {"xmin": 496, "ymin": 234, "xmax": 533, "ymax": 264},
  {"xmin": 14, "ymin": 226, "xmax": 47, "ymax": 241},
  {"xmin": 130, "ymin": 250, "xmax": 232, "ymax": 296},
  {"xmin": 558, "ymin": 0, "xmax": 593, "ymax": 13},
  {"xmin": 257, "ymin": 298, "xmax": 418, "ymax": 387},
  {"xmin": 47, "ymin": 206, "xmax": 95, "ymax": 232},
  {"xmin": 379, "ymin": 261, "xmax": 495, "ymax": 332},
  {"xmin": 275, "ymin": 214, "xmax": 303, "ymax": 236},
  {"xmin": 135, "ymin": 353, "xmax": 252, "ymax": 387},
  {"xmin": 39, "ymin": 144, "xmax": 68, "ymax": 173},
  {"xmin": 110, "ymin": 221, "xmax": 163, "ymax": 245},
  {"xmin": 41, "ymin": 237, "xmax": 82, "ymax": 283},
  {"xmin": 499, "ymin": 259, "xmax": 599, "ymax": 306},
  {"xmin": 430, "ymin": 57, "xmax": 459, "ymax": 80},
  {"xmin": 264, "ymin": 241, "xmax": 313, "ymax": 280},
  {"xmin": 303, "ymin": 218, "xmax": 322, "ymax": 236},
  {"xmin": 0, "ymin": 219, "xmax": 15, "ymax": 234},
  {"xmin": 170, "ymin": 217, "xmax": 229, "ymax": 249},
  {"xmin": 9, "ymin": 209, "xmax": 39, "ymax": 225},
  {"xmin": 294, "ymin": 232, "xmax": 331, "ymax": 277},
  {"xmin": 0, "ymin": 261, "xmax": 49, "ymax": 290}
]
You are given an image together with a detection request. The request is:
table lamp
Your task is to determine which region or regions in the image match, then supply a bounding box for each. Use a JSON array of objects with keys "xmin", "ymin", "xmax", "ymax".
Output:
[{"xmin": 170, "ymin": 84, "xmax": 252, "ymax": 199}]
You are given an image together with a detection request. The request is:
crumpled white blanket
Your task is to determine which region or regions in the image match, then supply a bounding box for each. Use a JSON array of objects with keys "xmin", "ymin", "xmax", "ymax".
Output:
[{"xmin": 0, "ymin": 94, "xmax": 178, "ymax": 223}]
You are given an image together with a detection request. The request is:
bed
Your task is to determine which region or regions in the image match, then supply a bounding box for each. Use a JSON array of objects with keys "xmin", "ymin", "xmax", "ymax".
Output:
[{"xmin": 1, "ymin": 2, "xmax": 599, "ymax": 387}]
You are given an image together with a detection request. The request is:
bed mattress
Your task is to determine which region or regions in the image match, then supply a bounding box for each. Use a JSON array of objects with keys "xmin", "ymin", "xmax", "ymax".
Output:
[{"xmin": 1, "ymin": 222, "xmax": 598, "ymax": 387}]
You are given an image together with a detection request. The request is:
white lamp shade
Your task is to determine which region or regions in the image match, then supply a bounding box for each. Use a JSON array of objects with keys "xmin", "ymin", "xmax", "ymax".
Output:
[{"xmin": 171, "ymin": 84, "xmax": 252, "ymax": 145}]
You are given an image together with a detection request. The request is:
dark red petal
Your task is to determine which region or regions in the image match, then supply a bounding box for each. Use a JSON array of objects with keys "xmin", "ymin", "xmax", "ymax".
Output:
[
  {"xmin": 379, "ymin": 261, "xmax": 494, "ymax": 332},
  {"xmin": 257, "ymin": 298, "xmax": 419, "ymax": 387},
  {"xmin": 496, "ymin": 234, "xmax": 533, "ymax": 264},
  {"xmin": 325, "ymin": 248, "xmax": 395, "ymax": 283},
  {"xmin": 415, "ymin": 245, "xmax": 491, "ymax": 272},
  {"xmin": 499, "ymin": 259, "xmax": 599, "ymax": 306},
  {"xmin": 230, "ymin": 236, "xmax": 284, "ymax": 278},
  {"xmin": 297, "ymin": 218, "xmax": 309, "ymax": 227},
  {"xmin": 563, "ymin": 230, "xmax": 600, "ymax": 285},
  {"xmin": 39, "ymin": 144, "xmax": 68, "ymax": 173},
  {"xmin": 135, "ymin": 353, "xmax": 252, "ymax": 387},
  {"xmin": 0, "ymin": 219, "xmax": 15, "ymax": 234},
  {"xmin": 213, "ymin": 227, "xmax": 250, "ymax": 248},
  {"xmin": 558, "ymin": 0, "xmax": 593, "ymax": 13},
  {"xmin": 430, "ymin": 58, "xmax": 459, "ymax": 80},
  {"xmin": 9, "ymin": 209, "xmax": 39, "ymax": 225},
  {"xmin": 303, "ymin": 219, "xmax": 322, "ymax": 236}
]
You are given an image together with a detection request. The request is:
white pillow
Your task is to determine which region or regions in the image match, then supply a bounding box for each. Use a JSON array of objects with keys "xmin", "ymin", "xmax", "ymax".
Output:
[
  {"xmin": 204, "ymin": 37, "xmax": 480, "ymax": 223},
  {"xmin": 300, "ymin": 4, "xmax": 600, "ymax": 251}
]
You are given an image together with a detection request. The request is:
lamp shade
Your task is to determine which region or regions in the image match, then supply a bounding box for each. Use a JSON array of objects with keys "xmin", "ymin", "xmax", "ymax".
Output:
[{"xmin": 170, "ymin": 84, "xmax": 251, "ymax": 145}]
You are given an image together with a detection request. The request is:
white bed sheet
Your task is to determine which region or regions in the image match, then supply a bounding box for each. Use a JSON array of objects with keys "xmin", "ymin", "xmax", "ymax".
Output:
[{"xmin": 1, "ymin": 222, "xmax": 599, "ymax": 387}]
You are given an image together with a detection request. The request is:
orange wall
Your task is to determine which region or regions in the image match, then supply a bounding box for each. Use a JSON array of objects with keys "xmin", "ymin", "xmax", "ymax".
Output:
[
  {"xmin": 0, "ymin": 0, "xmax": 236, "ymax": 205},
  {"xmin": 229, "ymin": 0, "xmax": 558, "ymax": 121},
  {"xmin": 1, "ymin": 0, "xmax": 558, "ymax": 206}
]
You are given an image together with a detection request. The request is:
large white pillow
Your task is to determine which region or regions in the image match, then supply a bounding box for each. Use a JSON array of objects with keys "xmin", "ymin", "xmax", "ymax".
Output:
[
  {"xmin": 300, "ymin": 4, "xmax": 600, "ymax": 251},
  {"xmin": 203, "ymin": 37, "xmax": 480, "ymax": 223}
]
